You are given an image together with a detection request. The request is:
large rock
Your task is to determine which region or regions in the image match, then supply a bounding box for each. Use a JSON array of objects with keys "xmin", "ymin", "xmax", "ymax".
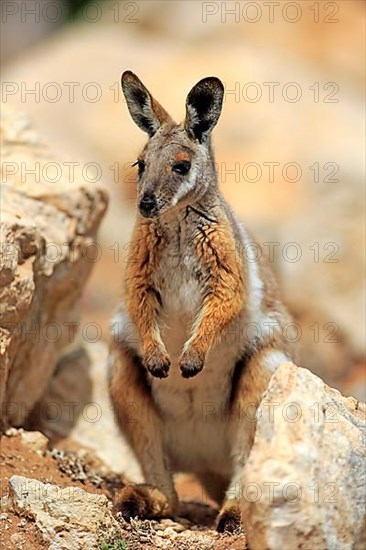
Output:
[
  {"xmin": 241, "ymin": 362, "xmax": 366, "ymax": 550},
  {"xmin": 0, "ymin": 106, "xmax": 108, "ymax": 429},
  {"xmin": 24, "ymin": 346, "xmax": 92, "ymax": 441},
  {"xmin": 8, "ymin": 475, "xmax": 118, "ymax": 549}
]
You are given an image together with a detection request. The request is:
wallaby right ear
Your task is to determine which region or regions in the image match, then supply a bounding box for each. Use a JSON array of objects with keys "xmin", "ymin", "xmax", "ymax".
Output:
[
  {"xmin": 185, "ymin": 77, "xmax": 224, "ymax": 143},
  {"xmin": 121, "ymin": 71, "xmax": 172, "ymax": 137}
]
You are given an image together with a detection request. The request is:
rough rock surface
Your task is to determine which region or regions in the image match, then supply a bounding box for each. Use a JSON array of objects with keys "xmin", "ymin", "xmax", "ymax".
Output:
[
  {"xmin": 241, "ymin": 362, "xmax": 366, "ymax": 550},
  {"xmin": 24, "ymin": 346, "xmax": 93, "ymax": 441},
  {"xmin": 0, "ymin": 106, "xmax": 108, "ymax": 429},
  {"xmin": 8, "ymin": 475, "xmax": 118, "ymax": 549}
]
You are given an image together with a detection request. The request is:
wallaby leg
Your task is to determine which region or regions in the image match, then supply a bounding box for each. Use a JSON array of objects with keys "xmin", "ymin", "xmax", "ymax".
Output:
[
  {"xmin": 216, "ymin": 347, "xmax": 291, "ymax": 532},
  {"xmin": 108, "ymin": 341, "xmax": 177, "ymax": 519}
]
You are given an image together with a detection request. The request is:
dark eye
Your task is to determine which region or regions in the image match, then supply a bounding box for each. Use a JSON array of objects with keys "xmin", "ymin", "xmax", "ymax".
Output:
[
  {"xmin": 137, "ymin": 160, "xmax": 145, "ymax": 175},
  {"xmin": 172, "ymin": 161, "xmax": 191, "ymax": 175},
  {"xmin": 133, "ymin": 159, "xmax": 145, "ymax": 176}
]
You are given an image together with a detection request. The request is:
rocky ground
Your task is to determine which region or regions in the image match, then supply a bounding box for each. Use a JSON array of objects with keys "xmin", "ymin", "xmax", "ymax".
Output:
[{"xmin": 0, "ymin": 429, "xmax": 247, "ymax": 550}]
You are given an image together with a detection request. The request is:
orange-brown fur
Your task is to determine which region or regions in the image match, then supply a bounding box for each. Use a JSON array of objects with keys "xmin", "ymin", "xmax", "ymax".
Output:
[
  {"xmin": 182, "ymin": 216, "xmax": 246, "ymax": 362},
  {"xmin": 124, "ymin": 220, "xmax": 170, "ymax": 377}
]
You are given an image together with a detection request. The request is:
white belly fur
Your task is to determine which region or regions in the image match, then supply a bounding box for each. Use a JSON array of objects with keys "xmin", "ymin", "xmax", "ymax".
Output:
[
  {"xmin": 149, "ymin": 261, "xmax": 242, "ymax": 476},
  {"xmin": 114, "ymin": 241, "xmax": 250, "ymax": 476}
]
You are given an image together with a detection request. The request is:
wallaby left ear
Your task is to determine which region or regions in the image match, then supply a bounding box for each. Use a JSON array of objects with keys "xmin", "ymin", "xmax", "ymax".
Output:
[
  {"xmin": 121, "ymin": 70, "xmax": 173, "ymax": 137},
  {"xmin": 185, "ymin": 77, "xmax": 224, "ymax": 143}
]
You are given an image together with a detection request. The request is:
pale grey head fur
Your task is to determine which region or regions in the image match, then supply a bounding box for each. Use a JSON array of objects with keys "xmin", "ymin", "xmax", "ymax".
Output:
[{"xmin": 121, "ymin": 71, "xmax": 224, "ymax": 219}]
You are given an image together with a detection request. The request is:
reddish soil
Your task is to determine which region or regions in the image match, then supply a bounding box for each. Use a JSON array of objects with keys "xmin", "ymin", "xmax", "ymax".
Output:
[{"xmin": 0, "ymin": 432, "xmax": 247, "ymax": 549}]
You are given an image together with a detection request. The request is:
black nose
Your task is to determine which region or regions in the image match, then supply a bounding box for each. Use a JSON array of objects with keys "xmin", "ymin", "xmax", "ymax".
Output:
[{"xmin": 139, "ymin": 193, "xmax": 157, "ymax": 217}]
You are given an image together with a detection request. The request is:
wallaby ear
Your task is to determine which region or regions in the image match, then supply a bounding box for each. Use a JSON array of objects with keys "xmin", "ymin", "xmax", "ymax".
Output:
[
  {"xmin": 185, "ymin": 77, "xmax": 224, "ymax": 143},
  {"xmin": 121, "ymin": 70, "xmax": 172, "ymax": 137}
]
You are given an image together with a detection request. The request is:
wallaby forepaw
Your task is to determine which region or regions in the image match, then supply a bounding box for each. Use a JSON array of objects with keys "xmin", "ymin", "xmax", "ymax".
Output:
[
  {"xmin": 113, "ymin": 484, "xmax": 175, "ymax": 521},
  {"xmin": 216, "ymin": 502, "xmax": 242, "ymax": 533},
  {"xmin": 179, "ymin": 348, "xmax": 204, "ymax": 378},
  {"xmin": 144, "ymin": 350, "xmax": 171, "ymax": 378}
]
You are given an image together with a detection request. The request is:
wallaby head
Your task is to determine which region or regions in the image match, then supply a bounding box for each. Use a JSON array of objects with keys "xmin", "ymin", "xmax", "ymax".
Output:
[{"xmin": 121, "ymin": 70, "xmax": 224, "ymax": 218}]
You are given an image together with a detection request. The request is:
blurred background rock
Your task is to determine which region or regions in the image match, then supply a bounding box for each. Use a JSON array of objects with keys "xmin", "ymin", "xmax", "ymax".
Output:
[{"xmin": 1, "ymin": 0, "xmax": 365, "ymax": 404}]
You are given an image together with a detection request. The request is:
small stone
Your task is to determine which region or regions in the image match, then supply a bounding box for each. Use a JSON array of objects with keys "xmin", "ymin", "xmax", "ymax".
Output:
[
  {"xmin": 0, "ymin": 495, "xmax": 10, "ymax": 509},
  {"xmin": 174, "ymin": 516, "xmax": 192, "ymax": 527},
  {"xmin": 162, "ymin": 527, "xmax": 177, "ymax": 539},
  {"xmin": 5, "ymin": 428, "xmax": 19, "ymax": 437},
  {"xmin": 20, "ymin": 431, "xmax": 48, "ymax": 455},
  {"xmin": 10, "ymin": 533, "xmax": 25, "ymax": 547},
  {"xmin": 159, "ymin": 518, "xmax": 186, "ymax": 532}
]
